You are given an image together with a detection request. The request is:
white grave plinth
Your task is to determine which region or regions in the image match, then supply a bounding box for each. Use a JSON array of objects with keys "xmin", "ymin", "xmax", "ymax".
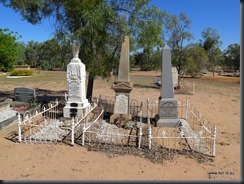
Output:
[{"xmin": 63, "ymin": 55, "xmax": 90, "ymax": 118}]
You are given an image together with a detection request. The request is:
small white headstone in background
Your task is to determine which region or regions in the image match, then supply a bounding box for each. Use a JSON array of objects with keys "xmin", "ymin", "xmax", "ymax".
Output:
[{"xmin": 172, "ymin": 67, "xmax": 178, "ymax": 88}]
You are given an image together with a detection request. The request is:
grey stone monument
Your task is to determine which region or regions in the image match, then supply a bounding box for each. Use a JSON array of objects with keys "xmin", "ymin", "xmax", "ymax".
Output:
[
  {"xmin": 63, "ymin": 41, "xmax": 90, "ymax": 118},
  {"xmin": 156, "ymin": 44, "xmax": 180, "ymax": 127},
  {"xmin": 110, "ymin": 36, "xmax": 133, "ymax": 126}
]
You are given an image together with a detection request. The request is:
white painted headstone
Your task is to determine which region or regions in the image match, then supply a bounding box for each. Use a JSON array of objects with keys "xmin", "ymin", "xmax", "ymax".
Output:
[
  {"xmin": 172, "ymin": 67, "xmax": 178, "ymax": 88},
  {"xmin": 114, "ymin": 94, "xmax": 128, "ymax": 114},
  {"xmin": 63, "ymin": 41, "xmax": 90, "ymax": 118}
]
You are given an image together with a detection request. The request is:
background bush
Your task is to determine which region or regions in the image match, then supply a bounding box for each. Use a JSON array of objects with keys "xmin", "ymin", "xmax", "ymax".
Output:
[{"xmin": 10, "ymin": 69, "xmax": 33, "ymax": 76}]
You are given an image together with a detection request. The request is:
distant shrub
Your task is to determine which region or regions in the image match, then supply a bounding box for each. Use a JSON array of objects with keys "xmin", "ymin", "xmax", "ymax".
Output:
[{"xmin": 10, "ymin": 69, "xmax": 33, "ymax": 76}]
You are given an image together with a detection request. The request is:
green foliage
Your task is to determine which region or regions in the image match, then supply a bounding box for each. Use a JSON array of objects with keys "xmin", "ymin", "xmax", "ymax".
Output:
[
  {"xmin": 134, "ymin": 48, "xmax": 161, "ymax": 71},
  {"xmin": 0, "ymin": 28, "xmax": 19, "ymax": 71},
  {"xmin": 223, "ymin": 43, "xmax": 240, "ymax": 71},
  {"xmin": 15, "ymin": 42, "xmax": 26, "ymax": 65},
  {"xmin": 164, "ymin": 12, "xmax": 193, "ymax": 80},
  {"xmin": 200, "ymin": 27, "xmax": 223, "ymax": 76},
  {"xmin": 184, "ymin": 44, "xmax": 208, "ymax": 77},
  {"xmin": 10, "ymin": 69, "xmax": 33, "ymax": 76},
  {"xmin": 39, "ymin": 60, "xmax": 52, "ymax": 70},
  {"xmin": 24, "ymin": 40, "xmax": 40, "ymax": 67},
  {"xmin": 0, "ymin": 0, "xmax": 165, "ymax": 98},
  {"xmin": 24, "ymin": 36, "xmax": 70, "ymax": 69}
]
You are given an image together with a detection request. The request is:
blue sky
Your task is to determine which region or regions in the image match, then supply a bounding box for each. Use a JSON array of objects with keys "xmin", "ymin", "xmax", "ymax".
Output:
[{"xmin": 0, "ymin": 0, "xmax": 240, "ymax": 51}]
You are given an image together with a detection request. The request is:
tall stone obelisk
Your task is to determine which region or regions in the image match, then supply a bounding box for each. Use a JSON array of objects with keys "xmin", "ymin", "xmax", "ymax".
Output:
[
  {"xmin": 63, "ymin": 41, "xmax": 90, "ymax": 118},
  {"xmin": 156, "ymin": 44, "xmax": 180, "ymax": 127},
  {"xmin": 110, "ymin": 36, "xmax": 133, "ymax": 125}
]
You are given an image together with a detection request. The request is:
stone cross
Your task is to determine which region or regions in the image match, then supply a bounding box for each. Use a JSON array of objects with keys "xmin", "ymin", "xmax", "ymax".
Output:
[
  {"xmin": 117, "ymin": 36, "xmax": 130, "ymax": 82},
  {"xmin": 161, "ymin": 44, "xmax": 174, "ymax": 98}
]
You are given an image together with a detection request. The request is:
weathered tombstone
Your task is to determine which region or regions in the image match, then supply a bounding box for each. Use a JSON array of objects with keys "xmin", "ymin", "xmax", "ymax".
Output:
[
  {"xmin": 14, "ymin": 87, "xmax": 36, "ymax": 102},
  {"xmin": 155, "ymin": 67, "xmax": 178, "ymax": 89},
  {"xmin": 220, "ymin": 69, "xmax": 224, "ymax": 75},
  {"xmin": 110, "ymin": 36, "xmax": 133, "ymax": 126},
  {"xmin": 0, "ymin": 99, "xmax": 17, "ymax": 130},
  {"xmin": 0, "ymin": 98, "xmax": 13, "ymax": 110},
  {"xmin": 63, "ymin": 41, "xmax": 90, "ymax": 118},
  {"xmin": 172, "ymin": 67, "xmax": 178, "ymax": 88},
  {"xmin": 156, "ymin": 45, "xmax": 180, "ymax": 127}
]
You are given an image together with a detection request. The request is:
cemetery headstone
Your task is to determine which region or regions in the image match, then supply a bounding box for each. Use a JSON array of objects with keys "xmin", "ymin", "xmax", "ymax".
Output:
[
  {"xmin": 63, "ymin": 41, "xmax": 90, "ymax": 118},
  {"xmin": 0, "ymin": 100, "xmax": 10, "ymax": 110},
  {"xmin": 14, "ymin": 87, "xmax": 36, "ymax": 102},
  {"xmin": 172, "ymin": 67, "xmax": 178, "ymax": 88},
  {"xmin": 0, "ymin": 99, "xmax": 17, "ymax": 130},
  {"xmin": 156, "ymin": 45, "xmax": 180, "ymax": 127},
  {"xmin": 110, "ymin": 36, "xmax": 133, "ymax": 125}
]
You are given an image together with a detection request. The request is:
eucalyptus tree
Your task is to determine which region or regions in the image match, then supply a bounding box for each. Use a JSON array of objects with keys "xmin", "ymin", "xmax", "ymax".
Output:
[
  {"xmin": 25, "ymin": 40, "xmax": 41, "ymax": 68},
  {"xmin": 0, "ymin": 0, "xmax": 165, "ymax": 98},
  {"xmin": 0, "ymin": 28, "xmax": 19, "ymax": 71},
  {"xmin": 15, "ymin": 42, "xmax": 26, "ymax": 65},
  {"xmin": 184, "ymin": 43, "xmax": 208, "ymax": 77},
  {"xmin": 200, "ymin": 27, "xmax": 222, "ymax": 76},
  {"xmin": 164, "ymin": 12, "xmax": 193, "ymax": 87},
  {"xmin": 223, "ymin": 43, "xmax": 240, "ymax": 72}
]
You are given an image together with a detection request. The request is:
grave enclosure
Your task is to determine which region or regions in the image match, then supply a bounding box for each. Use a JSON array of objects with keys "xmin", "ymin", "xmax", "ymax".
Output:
[
  {"xmin": 2, "ymin": 39, "xmax": 217, "ymax": 162},
  {"xmin": 0, "ymin": 87, "xmax": 40, "ymax": 131}
]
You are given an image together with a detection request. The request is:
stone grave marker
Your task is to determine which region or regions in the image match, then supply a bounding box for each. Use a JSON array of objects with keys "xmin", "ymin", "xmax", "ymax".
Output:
[
  {"xmin": 0, "ymin": 99, "xmax": 17, "ymax": 130},
  {"xmin": 14, "ymin": 87, "xmax": 36, "ymax": 102},
  {"xmin": 172, "ymin": 67, "xmax": 178, "ymax": 88},
  {"xmin": 114, "ymin": 94, "xmax": 129, "ymax": 114},
  {"xmin": 157, "ymin": 44, "xmax": 180, "ymax": 127},
  {"xmin": 63, "ymin": 40, "xmax": 90, "ymax": 118},
  {"xmin": 110, "ymin": 36, "xmax": 133, "ymax": 125}
]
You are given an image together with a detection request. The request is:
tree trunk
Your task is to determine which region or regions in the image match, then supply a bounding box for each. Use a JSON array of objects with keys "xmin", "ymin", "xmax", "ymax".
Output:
[
  {"xmin": 212, "ymin": 61, "xmax": 215, "ymax": 76},
  {"xmin": 86, "ymin": 73, "xmax": 94, "ymax": 100}
]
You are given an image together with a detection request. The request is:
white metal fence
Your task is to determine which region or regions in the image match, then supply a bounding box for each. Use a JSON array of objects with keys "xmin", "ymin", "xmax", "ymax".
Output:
[
  {"xmin": 16, "ymin": 96, "xmax": 216, "ymax": 157},
  {"xmin": 82, "ymin": 96, "xmax": 216, "ymax": 157}
]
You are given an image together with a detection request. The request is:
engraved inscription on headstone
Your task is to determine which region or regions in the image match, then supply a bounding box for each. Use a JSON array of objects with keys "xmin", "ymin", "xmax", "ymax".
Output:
[
  {"xmin": 114, "ymin": 94, "xmax": 128, "ymax": 114},
  {"xmin": 14, "ymin": 87, "xmax": 36, "ymax": 102},
  {"xmin": 159, "ymin": 101, "xmax": 178, "ymax": 118},
  {"xmin": 69, "ymin": 81, "xmax": 80, "ymax": 97},
  {"xmin": 67, "ymin": 64, "xmax": 81, "ymax": 80}
]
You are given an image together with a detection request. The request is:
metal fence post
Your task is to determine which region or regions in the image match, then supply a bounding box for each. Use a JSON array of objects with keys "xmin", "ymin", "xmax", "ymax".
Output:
[
  {"xmin": 18, "ymin": 113, "xmax": 22, "ymax": 143},
  {"xmin": 82, "ymin": 123, "xmax": 86, "ymax": 146},
  {"xmin": 185, "ymin": 97, "xmax": 189, "ymax": 120},
  {"xmin": 212, "ymin": 125, "xmax": 217, "ymax": 156},
  {"xmin": 192, "ymin": 82, "xmax": 195, "ymax": 94},
  {"xmin": 71, "ymin": 117, "xmax": 75, "ymax": 146},
  {"xmin": 148, "ymin": 124, "xmax": 152, "ymax": 150},
  {"xmin": 138, "ymin": 126, "xmax": 142, "ymax": 149}
]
